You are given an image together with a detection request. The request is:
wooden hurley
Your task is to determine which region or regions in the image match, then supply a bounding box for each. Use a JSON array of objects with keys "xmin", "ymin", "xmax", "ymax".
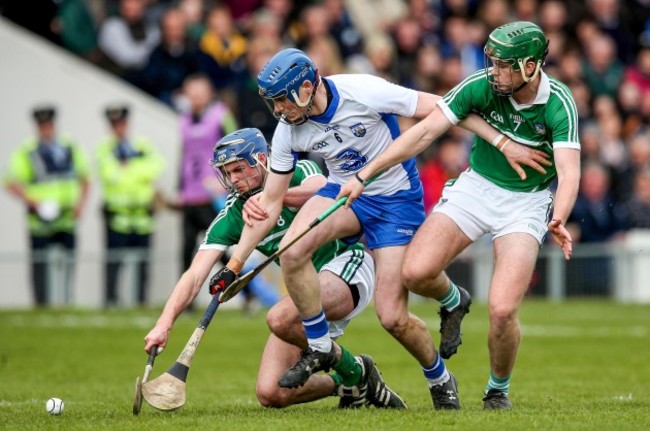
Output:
[{"xmin": 141, "ymin": 294, "xmax": 221, "ymax": 411}]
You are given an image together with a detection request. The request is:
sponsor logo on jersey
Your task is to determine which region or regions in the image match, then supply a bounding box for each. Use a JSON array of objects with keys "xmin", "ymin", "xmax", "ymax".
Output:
[
  {"xmin": 490, "ymin": 111, "xmax": 504, "ymax": 123},
  {"xmin": 312, "ymin": 141, "xmax": 329, "ymax": 150},
  {"xmin": 349, "ymin": 123, "xmax": 366, "ymax": 137},
  {"xmin": 534, "ymin": 123, "xmax": 546, "ymax": 134},
  {"xmin": 511, "ymin": 114, "xmax": 524, "ymax": 123},
  {"xmin": 324, "ymin": 125, "xmax": 340, "ymax": 132}
]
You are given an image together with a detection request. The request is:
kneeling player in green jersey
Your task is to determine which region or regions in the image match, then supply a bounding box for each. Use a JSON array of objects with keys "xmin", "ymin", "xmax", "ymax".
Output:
[
  {"xmin": 144, "ymin": 128, "xmax": 405, "ymax": 409},
  {"xmin": 338, "ymin": 22, "xmax": 581, "ymax": 410}
]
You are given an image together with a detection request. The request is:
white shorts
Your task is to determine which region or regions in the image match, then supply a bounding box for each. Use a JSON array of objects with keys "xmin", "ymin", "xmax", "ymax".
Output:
[
  {"xmin": 432, "ymin": 169, "xmax": 553, "ymax": 244},
  {"xmin": 320, "ymin": 249, "xmax": 375, "ymax": 339}
]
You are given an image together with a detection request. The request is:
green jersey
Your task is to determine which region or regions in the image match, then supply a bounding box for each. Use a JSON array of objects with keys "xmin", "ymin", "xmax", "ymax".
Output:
[
  {"xmin": 438, "ymin": 69, "xmax": 580, "ymax": 192},
  {"xmin": 200, "ymin": 160, "xmax": 364, "ymax": 270}
]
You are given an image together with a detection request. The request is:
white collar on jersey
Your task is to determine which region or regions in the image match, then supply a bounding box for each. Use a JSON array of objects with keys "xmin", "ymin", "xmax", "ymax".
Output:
[{"xmin": 508, "ymin": 71, "xmax": 550, "ymax": 111}]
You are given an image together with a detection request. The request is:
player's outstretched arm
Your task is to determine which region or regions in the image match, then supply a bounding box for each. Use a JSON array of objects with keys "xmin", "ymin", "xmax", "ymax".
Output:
[
  {"xmin": 144, "ymin": 249, "xmax": 224, "ymax": 353},
  {"xmin": 547, "ymin": 148, "xmax": 581, "ymax": 260},
  {"xmin": 337, "ymin": 107, "xmax": 453, "ymax": 206}
]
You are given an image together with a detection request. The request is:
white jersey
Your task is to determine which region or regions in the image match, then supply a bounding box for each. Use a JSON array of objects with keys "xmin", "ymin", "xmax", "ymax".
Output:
[{"xmin": 269, "ymin": 74, "xmax": 420, "ymax": 196}]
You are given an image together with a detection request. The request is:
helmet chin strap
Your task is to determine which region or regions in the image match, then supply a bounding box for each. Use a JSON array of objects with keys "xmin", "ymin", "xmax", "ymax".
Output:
[
  {"xmin": 513, "ymin": 58, "xmax": 543, "ymax": 95},
  {"xmin": 289, "ymin": 72, "xmax": 321, "ymax": 126}
]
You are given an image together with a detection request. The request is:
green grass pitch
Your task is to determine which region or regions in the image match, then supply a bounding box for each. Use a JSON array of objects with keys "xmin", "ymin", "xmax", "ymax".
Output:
[{"xmin": 1, "ymin": 300, "xmax": 649, "ymax": 430}]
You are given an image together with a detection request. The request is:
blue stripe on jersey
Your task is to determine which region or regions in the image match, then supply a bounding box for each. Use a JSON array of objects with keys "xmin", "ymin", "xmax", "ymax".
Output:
[
  {"xmin": 310, "ymin": 78, "xmax": 339, "ymax": 124},
  {"xmin": 380, "ymin": 113, "xmax": 401, "ymax": 140},
  {"xmin": 380, "ymin": 112, "xmax": 422, "ymax": 194}
]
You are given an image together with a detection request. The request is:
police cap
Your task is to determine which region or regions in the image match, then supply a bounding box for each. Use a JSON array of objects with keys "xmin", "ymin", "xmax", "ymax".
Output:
[
  {"xmin": 105, "ymin": 104, "xmax": 130, "ymax": 122},
  {"xmin": 32, "ymin": 105, "xmax": 56, "ymax": 123}
]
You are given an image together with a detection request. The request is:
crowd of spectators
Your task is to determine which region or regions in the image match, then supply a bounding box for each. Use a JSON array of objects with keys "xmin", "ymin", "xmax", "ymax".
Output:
[{"xmin": 3, "ymin": 0, "xmax": 650, "ymax": 249}]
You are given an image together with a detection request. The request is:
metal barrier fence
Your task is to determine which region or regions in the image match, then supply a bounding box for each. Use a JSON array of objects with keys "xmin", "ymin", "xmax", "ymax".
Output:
[
  {"xmin": 2, "ymin": 232, "xmax": 650, "ymax": 308},
  {"xmin": 0, "ymin": 248, "xmax": 281, "ymax": 309},
  {"xmin": 447, "ymin": 236, "xmax": 650, "ymax": 304}
]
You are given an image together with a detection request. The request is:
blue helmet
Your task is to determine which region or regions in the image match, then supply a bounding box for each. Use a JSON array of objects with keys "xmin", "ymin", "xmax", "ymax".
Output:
[
  {"xmin": 257, "ymin": 48, "xmax": 318, "ymax": 102},
  {"xmin": 210, "ymin": 128, "xmax": 268, "ymax": 199}
]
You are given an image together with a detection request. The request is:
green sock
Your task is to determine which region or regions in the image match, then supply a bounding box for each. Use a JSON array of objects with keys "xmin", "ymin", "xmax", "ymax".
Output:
[
  {"xmin": 332, "ymin": 346, "xmax": 362, "ymax": 386},
  {"xmin": 438, "ymin": 281, "xmax": 460, "ymax": 311},
  {"xmin": 486, "ymin": 372, "xmax": 511, "ymax": 394},
  {"xmin": 330, "ymin": 371, "xmax": 344, "ymax": 387}
]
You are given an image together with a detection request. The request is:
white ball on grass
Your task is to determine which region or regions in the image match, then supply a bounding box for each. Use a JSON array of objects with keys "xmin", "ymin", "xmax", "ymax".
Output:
[{"xmin": 46, "ymin": 398, "xmax": 64, "ymax": 415}]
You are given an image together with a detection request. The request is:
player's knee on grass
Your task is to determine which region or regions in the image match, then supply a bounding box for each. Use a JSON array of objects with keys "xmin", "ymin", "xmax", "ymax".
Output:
[{"xmin": 257, "ymin": 383, "xmax": 292, "ymax": 408}]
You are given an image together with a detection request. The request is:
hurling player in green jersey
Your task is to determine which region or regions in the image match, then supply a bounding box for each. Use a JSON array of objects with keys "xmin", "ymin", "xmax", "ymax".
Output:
[
  {"xmin": 338, "ymin": 22, "xmax": 581, "ymax": 410},
  {"xmin": 144, "ymin": 128, "xmax": 406, "ymax": 410}
]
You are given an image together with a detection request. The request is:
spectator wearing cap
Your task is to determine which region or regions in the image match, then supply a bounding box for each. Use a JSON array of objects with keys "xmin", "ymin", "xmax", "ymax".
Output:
[
  {"xmin": 96, "ymin": 104, "xmax": 165, "ymax": 307},
  {"xmin": 4, "ymin": 106, "xmax": 90, "ymax": 307}
]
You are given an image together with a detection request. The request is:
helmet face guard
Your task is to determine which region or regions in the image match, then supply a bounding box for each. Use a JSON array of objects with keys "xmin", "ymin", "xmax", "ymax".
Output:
[
  {"xmin": 210, "ymin": 128, "xmax": 269, "ymax": 201},
  {"xmin": 257, "ymin": 48, "xmax": 320, "ymax": 126},
  {"xmin": 483, "ymin": 21, "xmax": 549, "ymax": 97}
]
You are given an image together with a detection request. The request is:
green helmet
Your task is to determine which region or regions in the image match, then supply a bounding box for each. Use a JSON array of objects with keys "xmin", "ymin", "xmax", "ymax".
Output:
[{"xmin": 484, "ymin": 21, "xmax": 549, "ymax": 95}]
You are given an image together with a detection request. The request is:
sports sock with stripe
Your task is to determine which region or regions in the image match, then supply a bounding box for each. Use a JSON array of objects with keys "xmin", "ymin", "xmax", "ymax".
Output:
[
  {"xmin": 438, "ymin": 281, "xmax": 460, "ymax": 312},
  {"xmin": 302, "ymin": 308, "xmax": 332, "ymax": 353},
  {"xmin": 423, "ymin": 353, "xmax": 450, "ymax": 387},
  {"xmin": 486, "ymin": 372, "xmax": 510, "ymax": 394}
]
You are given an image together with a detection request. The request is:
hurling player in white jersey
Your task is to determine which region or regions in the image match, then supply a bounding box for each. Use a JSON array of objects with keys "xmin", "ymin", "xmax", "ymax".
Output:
[
  {"xmin": 338, "ymin": 22, "xmax": 581, "ymax": 410},
  {"xmin": 223, "ymin": 48, "xmax": 553, "ymax": 410},
  {"xmin": 144, "ymin": 128, "xmax": 406, "ymax": 409}
]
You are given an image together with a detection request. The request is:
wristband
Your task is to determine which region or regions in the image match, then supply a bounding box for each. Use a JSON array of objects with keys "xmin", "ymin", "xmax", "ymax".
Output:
[
  {"xmin": 226, "ymin": 257, "xmax": 244, "ymax": 275},
  {"xmin": 491, "ymin": 134, "xmax": 504, "ymax": 147},
  {"xmin": 355, "ymin": 172, "xmax": 367, "ymax": 185},
  {"xmin": 498, "ymin": 139, "xmax": 511, "ymax": 152}
]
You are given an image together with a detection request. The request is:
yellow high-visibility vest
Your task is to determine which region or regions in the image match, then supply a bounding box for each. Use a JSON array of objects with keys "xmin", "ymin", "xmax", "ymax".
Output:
[
  {"xmin": 5, "ymin": 135, "xmax": 89, "ymax": 236},
  {"xmin": 96, "ymin": 135, "xmax": 165, "ymax": 235}
]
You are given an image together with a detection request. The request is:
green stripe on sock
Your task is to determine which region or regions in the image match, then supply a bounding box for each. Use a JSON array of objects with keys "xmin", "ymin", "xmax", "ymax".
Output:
[
  {"xmin": 487, "ymin": 372, "xmax": 510, "ymax": 393},
  {"xmin": 439, "ymin": 281, "xmax": 460, "ymax": 310}
]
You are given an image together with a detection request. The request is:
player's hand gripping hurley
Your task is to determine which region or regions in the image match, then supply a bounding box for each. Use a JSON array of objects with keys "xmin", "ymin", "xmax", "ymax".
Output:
[{"xmin": 141, "ymin": 292, "xmax": 222, "ymax": 411}]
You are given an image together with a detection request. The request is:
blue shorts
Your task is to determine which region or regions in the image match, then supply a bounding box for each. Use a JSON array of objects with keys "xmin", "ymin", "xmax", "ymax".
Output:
[{"xmin": 316, "ymin": 183, "xmax": 425, "ymax": 249}]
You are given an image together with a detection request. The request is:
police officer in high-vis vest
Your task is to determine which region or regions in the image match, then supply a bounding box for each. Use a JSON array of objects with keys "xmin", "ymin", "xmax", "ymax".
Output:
[
  {"xmin": 97, "ymin": 104, "xmax": 165, "ymax": 307},
  {"xmin": 5, "ymin": 105, "xmax": 90, "ymax": 306}
]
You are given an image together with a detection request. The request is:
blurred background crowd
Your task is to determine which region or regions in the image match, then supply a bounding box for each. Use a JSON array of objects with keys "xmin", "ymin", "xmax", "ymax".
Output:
[{"xmin": 2, "ymin": 0, "xmax": 650, "ymax": 306}]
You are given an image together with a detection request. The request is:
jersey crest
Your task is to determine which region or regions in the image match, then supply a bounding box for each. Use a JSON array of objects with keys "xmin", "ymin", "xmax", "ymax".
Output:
[{"xmin": 349, "ymin": 122, "xmax": 366, "ymax": 137}]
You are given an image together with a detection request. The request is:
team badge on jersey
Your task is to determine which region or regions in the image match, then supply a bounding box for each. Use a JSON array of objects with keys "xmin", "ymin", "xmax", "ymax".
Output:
[
  {"xmin": 534, "ymin": 123, "xmax": 546, "ymax": 135},
  {"xmin": 349, "ymin": 123, "xmax": 366, "ymax": 137}
]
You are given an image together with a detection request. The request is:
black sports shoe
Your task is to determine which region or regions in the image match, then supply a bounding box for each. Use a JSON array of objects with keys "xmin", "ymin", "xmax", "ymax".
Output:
[
  {"xmin": 439, "ymin": 286, "xmax": 472, "ymax": 359},
  {"xmin": 337, "ymin": 384, "xmax": 368, "ymax": 409},
  {"xmin": 483, "ymin": 389, "xmax": 512, "ymax": 410},
  {"xmin": 429, "ymin": 373, "xmax": 461, "ymax": 410},
  {"xmin": 279, "ymin": 348, "xmax": 338, "ymax": 388},
  {"xmin": 360, "ymin": 355, "xmax": 408, "ymax": 409},
  {"xmin": 337, "ymin": 356, "xmax": 368, "ymax": 409}
]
